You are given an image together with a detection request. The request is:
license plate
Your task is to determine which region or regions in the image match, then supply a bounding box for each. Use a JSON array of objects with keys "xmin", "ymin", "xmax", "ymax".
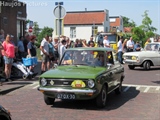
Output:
[{"xmin": 56, "ymin": 93, "xmax": 76, "ymax": 99}]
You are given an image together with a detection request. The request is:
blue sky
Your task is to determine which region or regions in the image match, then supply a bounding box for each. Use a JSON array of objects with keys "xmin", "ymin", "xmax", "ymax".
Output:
[{"xmin": 21, "ymin": 0, "xmax": 160, "ymax": 34}]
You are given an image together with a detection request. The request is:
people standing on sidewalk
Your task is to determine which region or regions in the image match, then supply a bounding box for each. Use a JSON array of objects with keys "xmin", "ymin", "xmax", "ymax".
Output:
[
  {"xmin": 59, "ymin": 40, "xmax": 66, "ymax": 60},
  {"xmin": 17, "ymin": 36, "xmax": 25, "ymax": 59},
  {"xmin": 117, "ymin": 37, "xmax": 123, "ymax": 64},
  {"xmin": 103, "ymin": 35, "xmax": 110, "ymax": 48},
  {"xmin": 23, "ymin": 33, "xmax": 30, "ymax": 57},
  {"xmin": 40, "ymin": 35, "xmax": 50, "ymax": 74},
  {"xmin": 126, "ymin": 37, "xmax": 134, "ymax": 52},
  {"xmin": 122, "ymin": 39, "xmax": 128, "ymax": 53},
  {"xmin": 27, "ymin": 35, "xmax": 37, "ymax": 72},
  {"xmin": 0, "ymin": 29, "xmax": 5, "ymax": 43},
  {"xmin": 48, "ymin": 37, "xmax": 55, "ymax": 68},
  {"xmin": 52, "ymin": 36, "xmax": 59, "ymax": 64},
  {"xmin": 2, "ymin": 34, "xmax": 15, "ymax": 81}
]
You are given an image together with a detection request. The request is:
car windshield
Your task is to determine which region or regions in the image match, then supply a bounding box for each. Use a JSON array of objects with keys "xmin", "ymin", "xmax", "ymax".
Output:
[
  {"xmin": 145, "ymin": 44, "xmax": 160, "ymax": 51},
  {"xmin": 96, "ymin": 34, "xmax": 117, "ymax": 44},
  {"xmin": 60, "ymin": 50, "xmax": 105, "ymax": 67}
]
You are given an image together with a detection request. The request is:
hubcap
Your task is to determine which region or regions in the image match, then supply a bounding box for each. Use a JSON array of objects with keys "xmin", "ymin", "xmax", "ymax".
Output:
[{"xmin": 102, "ymin": 89, "xmax": 106, "ymax": 105}]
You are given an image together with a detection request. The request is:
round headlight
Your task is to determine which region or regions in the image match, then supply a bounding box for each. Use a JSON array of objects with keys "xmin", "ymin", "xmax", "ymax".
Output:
[
  {"xmin": 88, "ymin": 79, "xmax": 95, "ymax": 88},
  {"xmin": 41, "ymin": 78, "xmax": 47, "ymax": 86}
]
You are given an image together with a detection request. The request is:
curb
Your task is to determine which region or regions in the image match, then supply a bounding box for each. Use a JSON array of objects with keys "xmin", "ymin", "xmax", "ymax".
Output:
[{"xmin": 0, "ymin": 85, "xmax": 24, "ymax": 95}]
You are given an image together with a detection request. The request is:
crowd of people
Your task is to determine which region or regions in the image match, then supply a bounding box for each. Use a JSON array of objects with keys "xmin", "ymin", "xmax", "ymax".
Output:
[{"xmin": 0, "ymin": 28, "xmax": 160, "ymax": 82}]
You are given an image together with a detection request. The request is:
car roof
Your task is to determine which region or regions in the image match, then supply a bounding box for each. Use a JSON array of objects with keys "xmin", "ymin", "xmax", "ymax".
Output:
[{"xmin": 66, "ymin": 47, "xmax": 113, "ymax": 52}]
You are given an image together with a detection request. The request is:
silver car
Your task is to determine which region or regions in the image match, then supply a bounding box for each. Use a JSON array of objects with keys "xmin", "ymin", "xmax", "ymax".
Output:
[{"xmin": 123, "ymin": 42, "xmax": 160, "ymax": 70}]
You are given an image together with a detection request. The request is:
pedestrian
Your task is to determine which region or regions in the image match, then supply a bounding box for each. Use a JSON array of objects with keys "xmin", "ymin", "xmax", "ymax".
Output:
[
  {"xmin": 2, "ymin": 34, "xmax": 15, "ymax": 81},
  {"xmin": 40, "ymin": 35, "xmax": 50, "ymax": 74},
  {"xmin": 59, "ymin": 40, "xmax": 66, "ymax": 60},
  {"xmin": 88, "ymin": 35, "xmax": 94, "ymax": 46},
  {"xmin": 48, "ymin": 37, "xmax": 55, "ymax": 68},
  {"xmin": 103, "ymin": 35, "xmax": 110, "ymax": 48},
  {"xmin": 23, "ymin": 33, "xmax": 30, "ymax": 57},
  {"xmin": 126, "ymin": 37, "xmax": 134, "ymax": 52},
  {"xmin": 122, "ymin": 39, "xmax": 128, "ymax": 53},
  {"xmin": 27, "ymin": 35, "xmax": 37, "ymax": 72},
  {"xmin": 52, "ymin": 36, "xmax": 59, "ymax": 64},
  {"xmin": 117, "ymin": 37, "xmax": 123, "ymax": 64},
  {"xmin": 17, "ymin": 36, "xmax": 25, "ymax": 59},
  {"xmin": 134, "ymin": 41, "xmax": 141, "ymax": 51},
  {"xmin": 0, "ymin": 29, "xmax": 5, "ymax": 43},
  {"xmin": 144, "ymin": 38, "xmax": 151, "ymax": 47}
]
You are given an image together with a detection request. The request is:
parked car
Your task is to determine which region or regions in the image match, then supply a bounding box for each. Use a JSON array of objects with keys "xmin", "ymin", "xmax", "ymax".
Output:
[
  {"xmin": 0, "ymin": 105, "xmax": 12, "ymax": 120},
  {"xmin": 123, "ymin": 42, "xmax": 160, "ymax": 70},
  {"xmin": 38, "ymin": 47, "xmax": 125, "ymax": 108}
]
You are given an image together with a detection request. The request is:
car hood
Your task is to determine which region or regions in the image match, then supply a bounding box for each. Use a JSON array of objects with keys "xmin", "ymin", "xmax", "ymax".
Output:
[
  {"xmin": 123, "ymin": 51, "xmax": 158, "ymax": 57},
  {"xmin": 40, "ymin": 65, "xmax": 106, "ymax": 79}
]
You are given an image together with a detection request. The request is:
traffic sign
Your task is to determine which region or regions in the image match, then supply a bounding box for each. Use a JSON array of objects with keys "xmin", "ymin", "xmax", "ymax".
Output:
[{"xmin": 53, "ymin": 6, "xmax": 66, "ymax": 18}]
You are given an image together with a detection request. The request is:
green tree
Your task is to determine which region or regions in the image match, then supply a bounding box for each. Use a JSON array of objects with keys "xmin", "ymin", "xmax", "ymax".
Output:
[
  {"xmin": 37, "ymin": 27, "xmax": 53, "ymax": 45},
  {"xmin": 123, "ymin": 16, "xmax": 136, "ymax": 27},
  {"xmin": 33, "ymin": 22, "xmax": 40, "ymax": 37}
]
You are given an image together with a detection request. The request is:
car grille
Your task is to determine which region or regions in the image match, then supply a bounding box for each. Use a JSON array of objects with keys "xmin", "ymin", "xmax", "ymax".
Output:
[{"xmin": 46, "ymin": 79, "xmax": 88, "ymax": 87}]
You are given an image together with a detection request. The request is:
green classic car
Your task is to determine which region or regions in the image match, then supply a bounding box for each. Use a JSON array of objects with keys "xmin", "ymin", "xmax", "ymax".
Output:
[{"xmin": 38, "ymin": 47, "xmax": 125, "ymax": 108}]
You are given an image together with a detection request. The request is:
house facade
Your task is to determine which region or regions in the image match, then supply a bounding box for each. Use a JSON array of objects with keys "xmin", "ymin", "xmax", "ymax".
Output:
[
  {"xmin": 63, "ymin": 9, "xmax": 110, "ymax": 41},
  {"xmin": 109, "ymin": 16, "xmax": 123, "ymax": 32},
  {"xmin": 0, "ymin": 0, "xmax": 26, "ymax": 44}
]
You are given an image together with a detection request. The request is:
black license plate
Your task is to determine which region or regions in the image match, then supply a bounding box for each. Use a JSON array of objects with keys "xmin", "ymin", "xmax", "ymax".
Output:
[{"xmin": 56, "ymin": 93, "xmax": 76, "ymax": 99}]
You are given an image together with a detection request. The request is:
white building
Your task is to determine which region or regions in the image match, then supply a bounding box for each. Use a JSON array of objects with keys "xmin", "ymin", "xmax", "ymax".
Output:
[{"xmin": 63, "ymin": 9, "xmax": 110, "ymax": 42}]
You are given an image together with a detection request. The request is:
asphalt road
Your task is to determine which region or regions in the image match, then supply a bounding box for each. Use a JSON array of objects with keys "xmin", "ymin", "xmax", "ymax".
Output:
[{"xmin": 0, "ymin": 64, "xmax": 160, "ymax": 120}]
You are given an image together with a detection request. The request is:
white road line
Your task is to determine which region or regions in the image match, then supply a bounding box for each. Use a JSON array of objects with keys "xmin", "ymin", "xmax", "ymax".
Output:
[
  {"xmin": 29, "ymin": 82, "xmax": 38, "ymax": 86},
  {"xmin": 123, "ymin": 84, "xmax": 160, "ymax": 88},
  {"xmin": 156, "ymin": 87, "xmax": 160, "ymax": 91},
  {"xmin": 32, "ymin": 85, "xmax": 39, "ymax": 89},
  {"xmin": 136, "ymin": 86, "xmax": 141, "ymax": 90},
  {"xmin": 144, "ymin": 87, "xmax": 150, "ymax": 93},
  {"xmin": 123, "ymin": 86, "xmax": 130, "ymax": 92}
]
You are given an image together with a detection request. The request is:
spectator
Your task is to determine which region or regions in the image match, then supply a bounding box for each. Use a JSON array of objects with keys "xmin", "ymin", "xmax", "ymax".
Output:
[
  {"xmin": 144, "ymin": 38, "xmax": 151, "ymax": 47},
  {"xmin": 27, "ymin": 35, "xmax": 37, "ymax": 72},
  {"xmin": 117, "ymin": 37, "xmax": 123, "ymax": 64},
  {"xmin": 23, "ymin": 33, "xmax": 30, "ymax": 57},
  {"xmin": 65, "ymin": 37, "xmax": 71, "ymax": 49},
  {"xmin": 82, "ymin": 39, "xmax": 88, "ymax": 47},
  {"xmin": 59, "ymin": 40, "xmax": 66, "ymax": 60},
  {"xmin": 122, "ymin": 39, "xmax": 128, "ymax": 53},
  {"xmin": 17, "ymin": 36, "xmax": 25, "ymax": 59},
  {"xmin": 40, "ymin": 35, "xmax": 50, "ymax": 74},
  {"xmin": 103, "ymin": 35, "xmax": 110, "ymax": 48},
  {"xmin": 0, "ymin": 29, "xmax": 5, "ymax": 43},
  {"xmin": 88, "ymin": 35, "xmax": 94, "ymax": 46},
  {"xmin": 134, "ymin": 41, "xmax": 141, "ymax": 51},
  {"xmin": 2, "ymin": 34, "xmax": 15, "ymax": 81},
  {"xmin": 89, "ymin": 41, "xmax": 95, "ymax": 47},
  {"xmin": 52, "ymin": 36, "xmax": 59, "ymax": 64},
  {"xmin": 48, "ymin": 37, "xmax": 55, "ymax": 68},
  {"xmin": 126, "ymin": 37, "xmax": 134, "ymax": 52}
]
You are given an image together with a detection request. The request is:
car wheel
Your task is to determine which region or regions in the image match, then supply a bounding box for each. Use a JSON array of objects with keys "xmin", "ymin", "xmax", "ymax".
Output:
[
  {"xmin": 115, "ymin": 80, "xmax": 122, "ymax": 95},
  {"xmin": 95, "ymin": 85, "xmax": 107, "ymax": 108},
  {"xmin": 128, "ymin": 65, "xmax": 135, "ymax": 70},
  {"xmin": 143, "ymin": 61, "xmax": 151, "ymax": 70},
  {"xmin": 44, "ymin": 95, "xmax": 55, "ymax": 105}
]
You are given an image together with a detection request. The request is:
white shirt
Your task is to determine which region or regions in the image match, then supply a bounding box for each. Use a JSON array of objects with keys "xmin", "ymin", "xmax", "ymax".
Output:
[
  {"xmin": 117, "ymin": 40, "xmax": 123, "ymax": 52},
  {"xmin": 40, "ymin": 38, "xmax": 49, "ymax": 55},
  {"xmin": 103, "ymin": 39, "xmax": 110, "ymax": 48},
  {"xmin": 127, "ymin": 40, "xmax": 134, "ymax": 48},
  {"xmin": 60, "ymin": 45, "xmax": 66, "ymax": 60}
]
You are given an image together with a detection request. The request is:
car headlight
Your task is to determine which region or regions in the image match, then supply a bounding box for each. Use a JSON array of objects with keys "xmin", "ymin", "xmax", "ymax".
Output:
[
  {"xmin": 41, "ymin": 78, "xmax": 47, "ymax": 86},
  {"xmin": 88, "ymin": 79, "xmax": 95, "ymax": 88}
]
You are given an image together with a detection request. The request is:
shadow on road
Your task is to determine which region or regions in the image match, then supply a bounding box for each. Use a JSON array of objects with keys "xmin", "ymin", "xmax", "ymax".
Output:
[
  {"xmin": 152, "ymin": 80, "xmax": 160, "ymax": 85},
  {"xmin": 51, "ymin": 86, "xmax": 140, "ymax": 110},
  {"xmin": 130, "ymin": 67, "xmax": 160, "ymax": 71}
]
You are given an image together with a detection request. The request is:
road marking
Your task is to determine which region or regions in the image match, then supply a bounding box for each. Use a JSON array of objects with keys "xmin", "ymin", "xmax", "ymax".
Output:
[
  {"xmin": 144, "ymin": 87, "xmax": 150, "ymax": 93},
  {"xmin": 123, "ymin": 86, "xmax": 130, "ymax": 92},
  {"xmin": 136, "ymin": 86, "xmax": 140, "ymax": 90},
  {"xmin": 32, "ymin": 85, "xmax": 39, "ymax": 89},
  {"xmin": 156, "ymin": 87, "xmax": 160, "ymax": 90}
]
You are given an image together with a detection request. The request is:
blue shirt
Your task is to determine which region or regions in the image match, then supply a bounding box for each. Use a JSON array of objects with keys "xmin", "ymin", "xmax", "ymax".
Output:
[{"xmin": 17, "ymin": 40, "xmax": 25, "ymax": 52}]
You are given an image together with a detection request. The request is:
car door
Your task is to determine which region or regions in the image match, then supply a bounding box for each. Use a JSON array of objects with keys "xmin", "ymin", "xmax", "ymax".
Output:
[{"xmin": 150, "ymin": 44, "xmax": 160, "ymax": 66}]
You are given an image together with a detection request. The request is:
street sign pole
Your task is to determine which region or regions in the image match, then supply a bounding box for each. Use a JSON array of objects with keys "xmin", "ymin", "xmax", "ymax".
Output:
[{"xmin": 58, "ymin": 4, "xmax": 61, "ymax": 39}]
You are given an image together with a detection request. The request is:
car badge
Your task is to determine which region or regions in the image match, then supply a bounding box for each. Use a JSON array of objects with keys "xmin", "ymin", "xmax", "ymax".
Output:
[{"xmin": 50, "ymin": 80, "xmax": 54, "ymax": 85}]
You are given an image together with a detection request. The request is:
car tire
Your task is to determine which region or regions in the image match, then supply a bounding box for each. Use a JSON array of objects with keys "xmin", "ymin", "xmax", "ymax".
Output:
[
  {"xmin": 128, "ymin": 65, "xmax": 135, "ymax": 70},
  {"xmin": 95, "ymin": 85, "xmax": 107, "ymax": 108},
  {"xmin": 44, "ymin": 95, "xmax": 55, "ymax": 105},
  {"xmin": 115, "ymin": 80, "xmax": 122, "ymax": 95},
  {"xmin": 143, "ymin": 61, "xmax": 151, "ymax": 70}
]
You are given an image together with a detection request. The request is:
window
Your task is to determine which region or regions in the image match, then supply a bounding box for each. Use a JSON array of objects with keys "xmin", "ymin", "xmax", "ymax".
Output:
[
  {"xmin": 70, "ymin": 27, "xmax": 76, "ymax": 38},
  {"xmin": 3, "ymin": 17, "xmax": 8, "ymax": 25},
  {"xmin": 92, "ymin": 26, "xmax": 98, "ymax": 37}
]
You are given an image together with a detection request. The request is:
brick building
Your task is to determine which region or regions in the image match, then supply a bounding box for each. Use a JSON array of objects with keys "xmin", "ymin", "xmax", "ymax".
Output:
[{"xmin": 0, "ymin": 0, "xmax": 27, "ymax": 44}]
